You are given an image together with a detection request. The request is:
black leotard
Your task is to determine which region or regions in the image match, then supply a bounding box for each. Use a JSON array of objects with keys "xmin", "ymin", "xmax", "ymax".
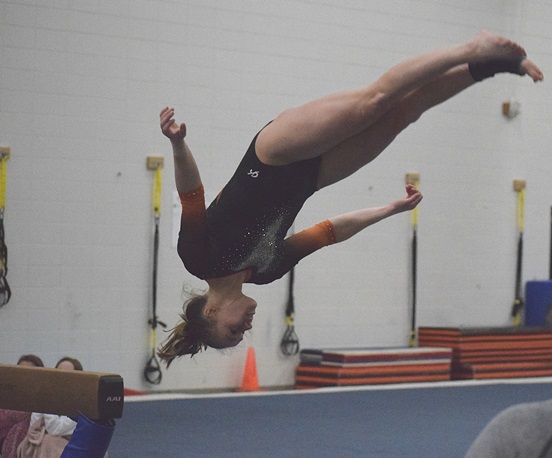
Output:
[{"xmin": 177, "ymin": 129, "xmax": 336, "ymax": 285}]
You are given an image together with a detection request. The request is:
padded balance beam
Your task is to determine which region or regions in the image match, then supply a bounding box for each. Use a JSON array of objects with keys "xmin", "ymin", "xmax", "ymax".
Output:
[{"xmin": 0, "ymin": 364, "xmax": 124, "ymax": 419}]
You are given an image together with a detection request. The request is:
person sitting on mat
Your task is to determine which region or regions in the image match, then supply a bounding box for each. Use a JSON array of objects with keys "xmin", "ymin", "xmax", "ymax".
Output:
[
  {"xmin": 157, "ymin": 30, "xmax": 543, "ymax": 366},
  {"xmin": 0, "ymin": 355, "xmax": 44, "ymax": 458}
]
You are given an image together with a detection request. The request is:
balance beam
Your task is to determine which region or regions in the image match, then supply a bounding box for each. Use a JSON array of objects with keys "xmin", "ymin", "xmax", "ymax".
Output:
[{"xmin": 0, "ymin": 364, "xmax": 124, "ymax": 419}]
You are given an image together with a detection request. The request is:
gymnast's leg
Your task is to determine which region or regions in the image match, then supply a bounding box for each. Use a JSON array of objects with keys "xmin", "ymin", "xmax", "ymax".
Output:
[
  {"xmin": 316, "ymin": 57, "xmax": 542, "ymax": 187},
  {"xmin": 255, "ymin": 31, "xmax": 530, "ymax": 167}
]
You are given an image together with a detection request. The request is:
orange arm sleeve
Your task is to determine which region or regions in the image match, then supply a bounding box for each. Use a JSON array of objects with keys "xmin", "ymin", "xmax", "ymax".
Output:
[
  {"xmin": 284, "ymin": 220, "xmax": 337, "ymax": 261},
  {"xmin": 178, "ymin": 185, "xmax": 207, "ymax": 242}
]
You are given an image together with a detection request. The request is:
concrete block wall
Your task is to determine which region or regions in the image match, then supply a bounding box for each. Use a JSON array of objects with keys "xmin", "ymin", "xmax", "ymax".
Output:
[{"xmin": 1, "ymin": 0, "xmax": 551, "ymax": 391}]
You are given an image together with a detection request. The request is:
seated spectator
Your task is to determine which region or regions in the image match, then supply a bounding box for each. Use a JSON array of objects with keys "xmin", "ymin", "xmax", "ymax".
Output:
[
  {"xmin": 0, "ymin": 354, "xmax": 44, "ymax": 458},
  {"xmin": 51, "ymin": 357, "xmax": 83, "ymax": 372},
  {"xmin": 15, "ymin": 355, "xmax": 44, "ymax": 368},
  {"xmin": 17, "ymin": 357, "xmax": 92, "ymax": 458}
]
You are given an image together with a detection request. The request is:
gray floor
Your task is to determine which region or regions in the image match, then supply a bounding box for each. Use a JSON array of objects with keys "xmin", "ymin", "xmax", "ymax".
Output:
[{"xmin": 109, "ymin": 379, "xmax": 552, "ymax": 457}]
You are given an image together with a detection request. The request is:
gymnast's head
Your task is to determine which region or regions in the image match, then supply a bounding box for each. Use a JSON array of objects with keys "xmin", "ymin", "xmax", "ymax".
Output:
[{"xmin": 158, "ymin": 292, "xmax": 257, "ymax": 366}]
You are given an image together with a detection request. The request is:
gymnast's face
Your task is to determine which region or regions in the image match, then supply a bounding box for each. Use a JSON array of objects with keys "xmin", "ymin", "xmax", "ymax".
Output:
[{"xmin": 208, "ymin": 295, "xmax": 257, "ymax": 348}]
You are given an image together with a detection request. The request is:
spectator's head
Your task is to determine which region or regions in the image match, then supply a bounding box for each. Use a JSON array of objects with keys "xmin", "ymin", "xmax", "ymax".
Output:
[
  {"xmin": 55, "ymin": 356, "xmax": 83, "ymax": 371},
  {"xmin": 17, "ymin": 354, "xmax": 44, "ymax": 367}
]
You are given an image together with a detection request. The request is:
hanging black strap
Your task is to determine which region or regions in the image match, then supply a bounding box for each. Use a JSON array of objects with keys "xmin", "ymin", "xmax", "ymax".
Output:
[
  {"xmin": 280, "ymin": 266, "xmax": 300, "ymax": 356},
  {"xmin": 511, "ymin": 232, "xmax": 524, "ymax": 320},
  {"xmin": 144, "ymin": 215, "xmax": 165, "ymax": 384},
  {"xmin": 0, "ymin": 213, "xmax": 11, "ymax": 308},
  {"xmin": 0, "ymin": 150, "xmax": 10, "ymax": 308},
  {"xmin": 409, "ymin": 224, "xmax": 417, "ymax": 347},
  {"xmin": 511, "ymin": 181, "xmax": 525, "ymax": 325},
  {"xmin": 144, "ymin": 166, "xmax": 166, "ymax": 385},
  {"xmin": 407, "ymin": 173, "xmax": 420, "ymax": 347}
]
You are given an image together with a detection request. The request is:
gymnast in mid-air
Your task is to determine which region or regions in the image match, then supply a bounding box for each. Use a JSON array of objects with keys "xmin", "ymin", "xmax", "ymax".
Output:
[{"xmin": 157, "ymin": 30, "xmax": 543, "ymax": 365}]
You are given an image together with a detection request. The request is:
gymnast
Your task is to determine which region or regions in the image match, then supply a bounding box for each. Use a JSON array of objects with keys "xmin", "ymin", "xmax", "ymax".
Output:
[{"xmin": 158, "ymin": 30, "xmax": 543, "ymax": 366}]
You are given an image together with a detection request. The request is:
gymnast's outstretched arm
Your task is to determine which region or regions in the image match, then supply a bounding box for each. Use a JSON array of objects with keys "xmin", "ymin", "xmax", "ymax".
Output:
[
  {"xmin": 160, "ymin": 107, "xmax": 203, "ymax": 195},
  {"xmin": 330, "ymin": 185, "xmax": 422, "ymax": 243}
]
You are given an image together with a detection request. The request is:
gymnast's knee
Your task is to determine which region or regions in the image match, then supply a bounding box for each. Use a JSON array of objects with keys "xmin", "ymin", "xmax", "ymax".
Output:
[{"xmin": 357, "ymin": 89, "xmax": 392, "ymax": 122}]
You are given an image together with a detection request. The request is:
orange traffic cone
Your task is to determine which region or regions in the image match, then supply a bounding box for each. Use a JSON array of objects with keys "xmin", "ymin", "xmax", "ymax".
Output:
[{"xmin": 239, "ymin": 347, "xmax": 260, "ymax": 392}]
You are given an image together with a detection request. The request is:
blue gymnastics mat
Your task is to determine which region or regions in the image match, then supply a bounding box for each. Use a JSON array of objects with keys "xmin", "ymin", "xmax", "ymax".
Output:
[{"xmin": 110, "ymin": 379, "xmax": 552, "ymax": 458}]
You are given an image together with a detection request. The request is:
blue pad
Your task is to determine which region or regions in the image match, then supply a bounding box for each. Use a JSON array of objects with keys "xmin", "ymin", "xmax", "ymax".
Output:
[{"xmin": 60, "ymin": 413, "xmax": 115, "ymax": 458}]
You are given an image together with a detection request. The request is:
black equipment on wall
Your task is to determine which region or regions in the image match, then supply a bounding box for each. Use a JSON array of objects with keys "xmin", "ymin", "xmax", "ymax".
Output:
[
  {"xmin": 144, "ymin": 160, "xmax": 166, "ymax": 384},
  {"xmin": 280, "ymin": 266, "xmax": 300, "ymax": 356},
  {"xmin": 511, "ymin": 180, "xmax": 526, "ymax": 326}
]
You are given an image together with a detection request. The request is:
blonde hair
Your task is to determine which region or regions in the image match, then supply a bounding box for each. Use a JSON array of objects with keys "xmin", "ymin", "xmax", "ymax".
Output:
[{"xmin": 157, "ymin": 293, "xmax": 212, "ymax": 367}]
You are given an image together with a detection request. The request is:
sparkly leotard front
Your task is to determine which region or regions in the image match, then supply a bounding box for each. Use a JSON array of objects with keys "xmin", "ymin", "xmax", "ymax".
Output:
[{"xmin": 177, "ymin": 129, "xmax": 336, "ymax": 285}]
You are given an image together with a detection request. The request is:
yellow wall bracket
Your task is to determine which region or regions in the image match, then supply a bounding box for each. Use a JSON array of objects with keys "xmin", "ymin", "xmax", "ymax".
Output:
[
  {"xmin": 513, "ymin": 179, "xmax": 526, "ymax": 192},
  {"xmin": 405, "ymin": 172, "xmax": 420, "ymax": 186},
  {"xmin": 146, "ymin": 156, "xmax": 164, "ymax": 170},
  {"xmin": 0, "ymin": 147, "xmax": 10, "ymax": 159}
]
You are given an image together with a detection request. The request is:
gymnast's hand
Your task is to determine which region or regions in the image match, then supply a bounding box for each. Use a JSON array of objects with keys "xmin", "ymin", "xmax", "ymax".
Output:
[
  {"xmin": 394, "ymin": 184, "xmax": 423, "ymax": 213},
  {"xmin": 160, "ymin": 107, "xmax": 187, "ymax": 142}
]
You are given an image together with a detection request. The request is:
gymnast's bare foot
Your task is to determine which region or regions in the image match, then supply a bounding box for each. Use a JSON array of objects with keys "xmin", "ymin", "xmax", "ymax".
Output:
[
  {"xmin": 471, "ymin": 30, "xmax": 527, "ymax": 61},
  {"xmin": 520, "ymin": 58, "xmax": 544, "ymax": 82}
]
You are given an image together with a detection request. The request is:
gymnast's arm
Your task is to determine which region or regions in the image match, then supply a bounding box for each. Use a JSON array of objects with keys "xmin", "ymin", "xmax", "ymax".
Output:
[
  {"xmin": 330, "ymin": 185, "xmax": 422, "ymax": 242},
  {"xmin": 159, "ymin": 107, "xmax": 202, "ymax": 194},
  {"xmin": 160, "ymin": 107, "xmax": 209, "ymax": 271},
  {"xmin": 280, "ymin": 186, "xmax": 421, "ymax": 272}
]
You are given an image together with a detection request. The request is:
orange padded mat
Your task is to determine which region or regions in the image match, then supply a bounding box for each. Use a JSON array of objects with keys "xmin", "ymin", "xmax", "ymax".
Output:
[
  {"xmin": 295, "ymin": 347, "xmax": 452, "ymax": 389},
  {"xmin": 418, "ymin": 326, "xmax": 552, "ymax": 380}
]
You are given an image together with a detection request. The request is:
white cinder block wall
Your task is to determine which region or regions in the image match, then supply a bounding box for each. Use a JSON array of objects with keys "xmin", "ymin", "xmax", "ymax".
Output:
[{"xmin": 1, "ymin": 0, "xmax": 551, "ymax": 391}]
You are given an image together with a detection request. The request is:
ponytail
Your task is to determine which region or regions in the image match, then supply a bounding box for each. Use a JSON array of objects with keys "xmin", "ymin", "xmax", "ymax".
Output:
[{"xmin": 157, "ymin": 294, "xmax": 212, "ymax": 367}]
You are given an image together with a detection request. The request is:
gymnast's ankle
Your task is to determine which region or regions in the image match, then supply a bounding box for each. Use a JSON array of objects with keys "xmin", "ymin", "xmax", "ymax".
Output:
[{"xmin": 468, "ymin": 56, "xmax": 525, "ymax": 81}]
